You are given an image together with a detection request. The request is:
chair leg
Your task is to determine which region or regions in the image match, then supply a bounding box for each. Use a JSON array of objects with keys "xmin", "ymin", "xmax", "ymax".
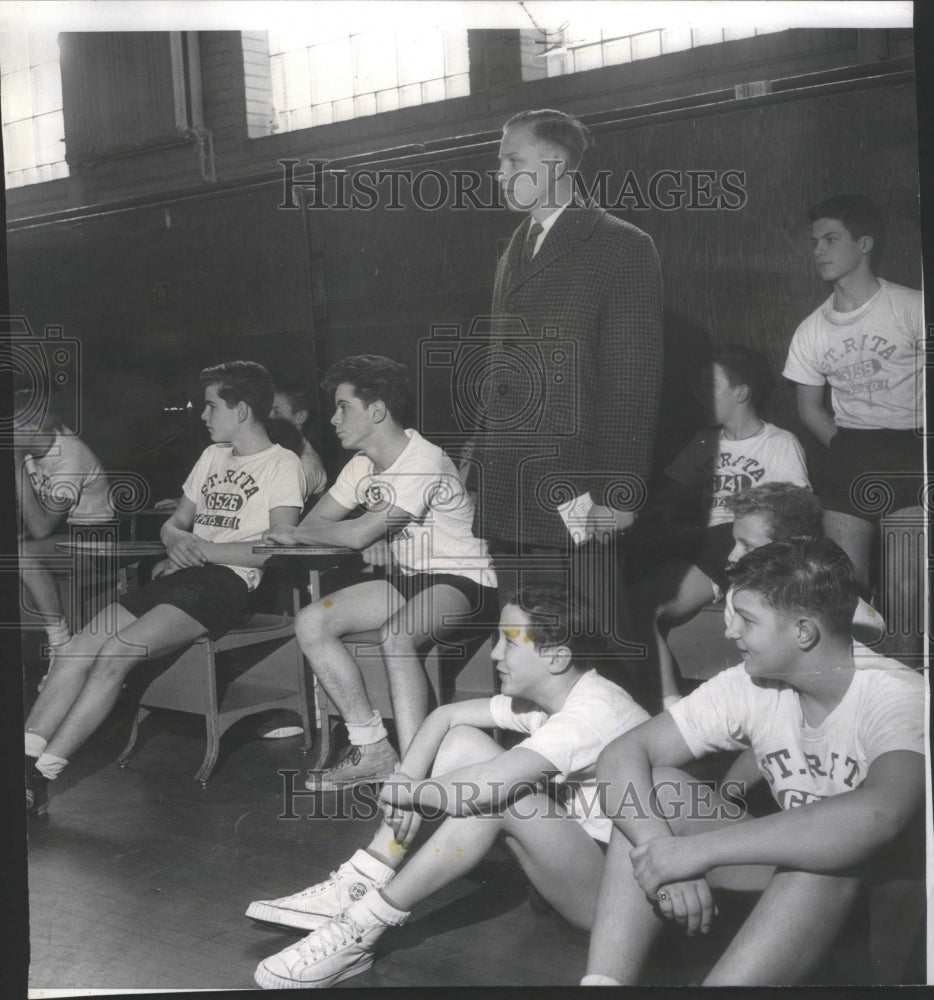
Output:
[
  {"xmin": 310, "ymin": 674, "xmax": 332, "ymax": 770},
  {"xmin": 196, "ymin": 643, "xmax": 221, "ymax": 784},
  {"xmin": 116, "ymin": 706, "xmax": 151, "ymax": 767}
]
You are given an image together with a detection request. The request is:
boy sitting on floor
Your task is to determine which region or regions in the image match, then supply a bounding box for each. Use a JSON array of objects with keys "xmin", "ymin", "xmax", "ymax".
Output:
[
  {"xmin": 584, "ymin": 537, "xmax": 924, "ymax": 987},
  {"xmin": 631, "ymin": 346, "xmax": 809, "ymax": 711},
  {"xmin": 248, "ymin": 581, "xmax": 649, "ymax": 989},
  {"xmin": 24, "ymin": 361, "xmax": 305, "ymax": 816},
  {"xmin": 262, "ymin": 355, "xmax": 498, "ymax": 787},
  {"xmin": 722, "ymin": 482, "xmax": 884, "ymax": 651}
]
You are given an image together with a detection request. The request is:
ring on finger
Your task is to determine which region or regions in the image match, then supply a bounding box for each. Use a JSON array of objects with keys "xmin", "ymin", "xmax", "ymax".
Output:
[{"xmin": 657, "ymin": 890, "xmax": 669, "ymax": 902}]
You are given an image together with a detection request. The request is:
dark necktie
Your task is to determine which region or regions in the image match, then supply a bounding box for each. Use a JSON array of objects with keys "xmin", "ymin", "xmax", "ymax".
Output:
[{"xmin": 522, "ymin": 221, "xmax": 543, "ymax": 267}]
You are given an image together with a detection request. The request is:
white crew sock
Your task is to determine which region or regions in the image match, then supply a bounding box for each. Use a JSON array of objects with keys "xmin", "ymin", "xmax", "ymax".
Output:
[
  {"xmin": 35, "ymin": 752, "xmax": 69, "ymax": 780},
  {"xmin": 347, "ymin": 848, "xmax": 396, "ymax": 884},
  {"xmin": 25, "ymin": 732, "xmax": 48, "ymax": 758},
  {"xmin": 46, "ymin": 624, "xmax": 71, "ymax": 647},
  {"xmin": 345, "ymin": 710, "xmax": 388, "ymax": 746},
  {"xmin": 581, "ymin": 974, "xmax": 623, "ymax": 986}
]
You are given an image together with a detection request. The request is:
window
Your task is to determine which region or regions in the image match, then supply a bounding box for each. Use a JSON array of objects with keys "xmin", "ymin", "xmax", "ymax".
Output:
[
  {"xmin": 0, "ymin": 28, "xmax": 68, "ymax": 188},
  {"xmin": 265, "ymin": 27, "xmax": 469, "ymax": 133},
  {"xmin": 521, "ymin": 22, "xmax": 787, "ymax": 81}
]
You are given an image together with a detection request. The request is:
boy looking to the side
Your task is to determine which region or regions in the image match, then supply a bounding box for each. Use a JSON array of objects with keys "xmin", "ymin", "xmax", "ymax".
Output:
[
  {"xmin": 584, "ymin": 537, "xmax": 924, "ymax": 986},
  {"xmin": 632, "ymin": 347, "xmax": 809, "ymax": 710},
  {"xmin": 263, "ymin": 355, "xmax": 498, "ymax": 787},
  {"xmin": 248, "ymin": 582, "xmax": 649, "ymax": 989},
  {"xmin": 24, "ymin": 361, "xmax": 305, "ymax": 816},
  {"xmin": 783, "ymin": 194, "xmax": 923, "ymax": 586}
]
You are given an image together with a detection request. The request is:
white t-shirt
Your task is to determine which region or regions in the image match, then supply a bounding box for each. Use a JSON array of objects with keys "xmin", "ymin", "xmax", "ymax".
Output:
[
  {"xmin": 182, "ymin": 443, "xmax": 305, "ymax": 590},
  {"xmin": 300, "ymin": 439, "xmax": 327, "ymax": 497},
  {"xmin": 783, "ymin": 279, "xmax": 923, "ymax": 430},
  {"xmin": 24, "ymin": 427, "xmax": 113, "ymax": 525},
  {"xmin": 328, "ymin": 429, "xmax": 496, "ymax": 587},
  {"xmin": 668, "ymin": 661, "xmax": 924, "ymax": 810},
  {"xmin": 489, "ymin": 670, "xmax": 649, "ymax": 842},
  {"xmin": 665, "ymin": 422, "xmax": 810, "ymax": 527}
]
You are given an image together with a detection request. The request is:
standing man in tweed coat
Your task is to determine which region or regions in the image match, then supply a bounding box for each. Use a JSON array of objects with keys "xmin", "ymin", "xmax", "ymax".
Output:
[{"xmin": 471, "ymin": 109, "xmax": 663, "ymax": 652}]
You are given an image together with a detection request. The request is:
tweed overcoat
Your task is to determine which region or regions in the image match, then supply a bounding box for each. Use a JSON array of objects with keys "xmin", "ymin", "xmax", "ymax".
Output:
[{"xmin": 472, "ymin": 204, "xmax": 664, "ymax": 549}]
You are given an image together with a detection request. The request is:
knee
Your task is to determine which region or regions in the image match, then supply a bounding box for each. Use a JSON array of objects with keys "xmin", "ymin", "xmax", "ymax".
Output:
[
  {"xmin": 432, "ymin": 725, "xmax": 498, "ymax": 775},
  {"xmin": 86, "ymin": 637, "xmax": 140, "ymax": 682},
  {"xmin": 379, "ymin": 625, "xmax": 420, "ymax": 668},
  {"xmin": 294, "ymin": 602, "xmax": 336, "ymax": 647}
]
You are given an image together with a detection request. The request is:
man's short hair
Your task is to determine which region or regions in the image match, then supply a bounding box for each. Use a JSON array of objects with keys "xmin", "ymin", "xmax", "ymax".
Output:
[
  {"xmin": 808, "ymin": 194, "xmax": 886, "ymax": 272},
  {"xmin": 711, "ymin": 345, "xmax": 775, "ymax": 410},
  {"xmin": 727, "ymin": 537, "xmax": 859, "ymax": 636},
  {"xmin": 200, "ymin": 361, "xmax": 275, "ymax": 420},
  {"xmin": 321, "ymin": 355, "xmax": 410, "ymax": 423},
  {"xmin": 723, "ymin": 484, "xmax": 823, "ymax": 541},
  {"xmin": 274, "ymin": 383, "xmax": 313, "ymax": 416},
  {"xmin": 507, "ymin": 581, "xmax": 594, "ymax": 657},
  {"xmin": 504, "ymin": 109, "xmax": 593, "ymax": 170}
]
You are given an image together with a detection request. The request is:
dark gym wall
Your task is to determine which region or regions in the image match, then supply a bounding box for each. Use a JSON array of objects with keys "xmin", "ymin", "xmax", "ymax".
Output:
[{"xmin": 5, "ymin": 76, "xmax": 921, "ymax": 493}]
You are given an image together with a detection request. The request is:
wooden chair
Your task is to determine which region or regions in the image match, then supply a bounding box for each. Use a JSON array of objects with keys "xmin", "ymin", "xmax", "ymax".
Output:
[{"xmin": 116, "ymin": 583, "xmax": 313, "ymax": 784}]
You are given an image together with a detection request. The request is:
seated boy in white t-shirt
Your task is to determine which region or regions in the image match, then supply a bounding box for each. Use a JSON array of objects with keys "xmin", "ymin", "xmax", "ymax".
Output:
[
  {"xmin": 584, "ymin": 537, "xmax": 924, "ymax": 987},
  {"xmin": 14, "ymin": 385, "xmax": 113, "ymax": 649},
  {"xmin": 631, "ymin": 347, "xmax": 809, "ymax": 711},
  {"xmin": 24, "ymin": 361, "xmax": 305, "ymax": 817},
  {"xmin": 270, "ymin": 384, "xmax": 327, "ymax": 499},
  {"xmin": 248, "ymin": 581, "xmax": 649, "ymax": 990},
  {"xmin": 263, "ymin": 355, "xmax": 498, "ymax": 788}
]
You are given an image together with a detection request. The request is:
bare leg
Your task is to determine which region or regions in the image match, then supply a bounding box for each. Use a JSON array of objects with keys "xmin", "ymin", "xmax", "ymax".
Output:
[
  {"xmin": 294, "ymin": 581, "xmax": 404, "ymax": 726},
  {"xmin": 587, "ymin": 765, "xmax": 767, "ymax": 984},
  {"xmin": 823, "ymin": 510, "xmax": 874, "ymax": 585},
  {"xmin": 365, "ymin": 724, "xmax": 504, "ymax": 870},
  {"xmin": 633, "ymin": 560, "xmax": 717, "ymax": 709},
  {"xmin": 380, "ymin": 583, "xmax": 471, "ymax": 754},
  {"xmin": 43, "ymin": 603, "xmax": 208, "ymax": 761},
  {"xmin": 20, "ymin": 534, "xmax": 71, "ymax": 632},
  {"xmin": 705, "ymin": 868, "xmax": 860, "ymax": 985}
]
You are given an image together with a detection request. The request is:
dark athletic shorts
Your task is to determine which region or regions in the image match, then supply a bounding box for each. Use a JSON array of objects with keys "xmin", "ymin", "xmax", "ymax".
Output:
[
  {"xmin": 385, "ymin": 568, "xmax": 500, "ymax": 627},
  {"xmin": 821, "ymin": 428, "xmax": 924, "ymax": 519},
  {"xmin": 119, "ymin": 564, "xmax": 250, "ymax": 641}
]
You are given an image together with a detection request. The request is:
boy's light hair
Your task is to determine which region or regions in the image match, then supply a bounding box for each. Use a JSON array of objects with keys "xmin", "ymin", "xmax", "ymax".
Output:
[
  {"xmin": 727, "ymin": 537, "xmax": 859, "ymax": 636},
  {"xmin": 321, "ymin": 355, "xmax": 410, "ymax": 423},
  {"xmin": 722, "ymin": 483, "xmax": 823, "ymax": 541},
  {"xmin": 507, "ymin": 582, "xmax": 594, "ymax": 658},
  {"xmin": 200, "ymin": 360, "xmax": 275, "ymax": 421}
]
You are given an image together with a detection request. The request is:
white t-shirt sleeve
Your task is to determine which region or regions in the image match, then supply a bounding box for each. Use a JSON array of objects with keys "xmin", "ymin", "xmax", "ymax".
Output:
[
  {"xmin": 266, "ymin": 450, "xmax": 306, "ymax": 510},
  {"xmin": 859, "ymin": 672, "xmax": 926, "ymax": 763},
  {"xmin": 772, "ymin": 430, "xmax": 810, "ymax": 487},
  {"xmin": 327, "ymin": 455, "xmax": 369, "ymax": 511},
  {"xmin": 783, "ymin": 317, "xmax": 826, "ymax": 386},
  {"xmin": 488, "ymin": 694, "xmax": 548, "ymax": 735},
  {"xmin": 182, "ymin": 447, "xmax": 214, "ymax": 505},
  {"xmin": 667, "ymin": 666, "xmax": 754, "ymax": 758}
]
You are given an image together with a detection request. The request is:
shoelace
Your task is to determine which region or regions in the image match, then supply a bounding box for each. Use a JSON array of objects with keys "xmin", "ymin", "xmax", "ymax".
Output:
[
  {"xmin": 296, "ymin": 913, "xmax": 363, "ymax": 958},
  {"xmin": 331, "ymin": 746, "xmax": 364, "ymax": 772}
]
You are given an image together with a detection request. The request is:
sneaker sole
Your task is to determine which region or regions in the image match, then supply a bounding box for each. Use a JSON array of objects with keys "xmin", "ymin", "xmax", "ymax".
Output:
[
  {"xmin": 246, "ymin": 900, "xmax": 332, "ymax": 932},
  {"xmin": 259, "ymin": 726, "xmax": 305, "ymax": 739},
  {"xmin": 304, "ymin": 771, "xmax": 395, "ymax": 793},
  {"xmin": 254, "ymin": 952, "xmax": 374, "ymax": 989}
]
